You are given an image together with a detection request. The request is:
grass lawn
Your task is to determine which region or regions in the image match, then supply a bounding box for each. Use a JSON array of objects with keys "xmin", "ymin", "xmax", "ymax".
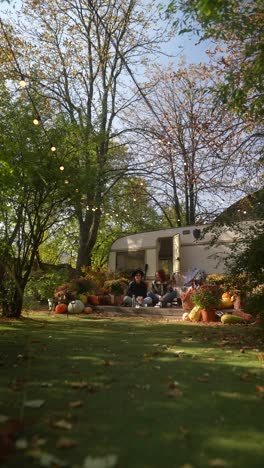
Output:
[{"xmin": 0, "ymin": 311, "xmax": 264, "ymax": 468}]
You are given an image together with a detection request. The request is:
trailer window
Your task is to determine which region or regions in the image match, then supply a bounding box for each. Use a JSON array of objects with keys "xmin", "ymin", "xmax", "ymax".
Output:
[{"xmin": 116, "ymin": 250, "xmax": 145, "ymax": 274}]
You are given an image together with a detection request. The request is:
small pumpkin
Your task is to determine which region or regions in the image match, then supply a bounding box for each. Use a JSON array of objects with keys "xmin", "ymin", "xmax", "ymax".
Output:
[
  {"xmin": 221, "ymin": 292, "xmax": 233, "ymax": 309},
  {"xmin": 83, "ymin": 306, "xmax": 93, "ymax": 314},
  {"xmin": 55, "ymin": 303, "xmax": 67, "ymax": 314}
]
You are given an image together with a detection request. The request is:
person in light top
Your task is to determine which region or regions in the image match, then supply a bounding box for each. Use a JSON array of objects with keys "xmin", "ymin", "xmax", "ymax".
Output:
[{"xmin": 145, "ymin": 269, "xmax": 177, "ymax": 308}]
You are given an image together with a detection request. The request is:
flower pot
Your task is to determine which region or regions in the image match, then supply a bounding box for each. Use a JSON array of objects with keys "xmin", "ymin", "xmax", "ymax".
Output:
[{"xmin": 201, "ymin": 309, "xmax": 216, "ymax": 322}]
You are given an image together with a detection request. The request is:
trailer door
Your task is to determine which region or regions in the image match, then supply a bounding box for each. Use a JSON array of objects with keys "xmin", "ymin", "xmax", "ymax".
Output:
[{"xmin": 172, "ymin": 234, "xmax": 180, "ymax": 273}]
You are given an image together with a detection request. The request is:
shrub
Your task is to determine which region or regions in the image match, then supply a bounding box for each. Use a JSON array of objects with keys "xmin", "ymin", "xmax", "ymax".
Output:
[
  {"xmin": 245, "ymin": 284, "xmax": 264, "ymax": 323},
  {"xmin": 103, "ymin": 278, "xmax": 129, "ymax": 295},
  {"xmin": 24, "ymin": 269, "xmax": 71, "ymax": 303}
]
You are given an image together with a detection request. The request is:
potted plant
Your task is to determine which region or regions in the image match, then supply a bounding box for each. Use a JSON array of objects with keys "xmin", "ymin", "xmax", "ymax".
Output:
[
  {"xmin": 191, "ymin": 286, "xmax": 221, "ymax": 322},
  {"xmin": 103, "ymin": 278, "xmax": 129, "ymax": 305}
]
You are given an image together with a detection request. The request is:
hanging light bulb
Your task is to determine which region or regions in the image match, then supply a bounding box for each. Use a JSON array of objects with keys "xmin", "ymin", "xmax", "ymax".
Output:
[
  {"xmin": 19, "ymin": 79, "xmax": 27, "ymax": 88},
  {"xmin": 59, "ymin": 165, "xmax": 64, "ymax": 171},
  {"xmin": 64, "ymin": 179, "xmax": 69, "ymax": 184},
  {"xmin": 33, "ymin": 118, "xmax": 39, "ymax": 125},
  {"xmin": 50, "ymin": 145, "xmax": 56, "ymax": 152}
]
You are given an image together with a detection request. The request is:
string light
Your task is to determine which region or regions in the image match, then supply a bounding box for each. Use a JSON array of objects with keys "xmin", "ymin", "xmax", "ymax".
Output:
[
  {"xmin": 59, "ymin": 165, "xmax": 64, "ymax": 171},
  {"xmin": 64, "ymin": 179, "xmax": 69, "ymax": 184},
  {"xmin": 33, "ymin": 118, "xmax": 40, "ymax": 125},
  {"xmin": 50, "ymin": 145, "xmax": 56, "ymax": 152},
  {"xmin": 19, "ymin": 80, "xmax": 27, "ymax": 88}
]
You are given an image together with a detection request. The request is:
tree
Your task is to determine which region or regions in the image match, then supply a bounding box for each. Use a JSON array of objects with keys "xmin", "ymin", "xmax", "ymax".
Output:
[
  {"xmin": 4, "ymin": 0, "xmax": 169, "ymax": 272},
  {"xmin": 0, "ymin": 89, "xmax": 69, "ymax": 317},
  {"xmin": 128, "ymin": 61, "xmax": 262, "ymax": 225},
  {"xmin": 163, "ymin": 0, "xmax": 264, "ymax": 121}
]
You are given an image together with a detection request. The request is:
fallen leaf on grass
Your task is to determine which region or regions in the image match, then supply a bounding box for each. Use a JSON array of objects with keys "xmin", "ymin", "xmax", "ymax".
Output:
[
  {"xmin": 207, "ymin": 357, "xmax": 216, "ymax": 361},
  {"xmin": 56, "ymin": 437, "xmax": 77, "ymax": 449},
  {"xmin": 15, "ymin": 438, "xmax": 28, "ymax": 449},
  {"xmin": 68, "ymin": 400, "xmax": 84, "ymax": 408},
  {"xmin": 256, "ymin": 385, "xmax": 264, "ymax": 393},
  {"xmin": 167, "ymin": 388, "xmax": 183, "ymax": 398},
  {"xmin": 69, "ymin": 381, "xmax": 88, "ymax": 389},
  {"xmin": 0, "ymin": 415, "xmax": 9, "ymax": 423},
  {"xmin": 28, "ymin": 449, "xmax": 68, "ymax": 467},
  {"xmin": 83, "ymin": 454, "xmax": 118, "ymax": 468},
  {"xmin": 24, "ymin": 399, "xmax": 45, "ymax": 408},
  {"xmin": 103, "ymin": 359, "xmax": 114, "ymax": 366},
  {"xmin": 208, "ymin": 458, "xmax": 228, "ymax": 466},
  {"xmin": 51, "ymin": 419, "xmax": 72, "ymax": 430}
]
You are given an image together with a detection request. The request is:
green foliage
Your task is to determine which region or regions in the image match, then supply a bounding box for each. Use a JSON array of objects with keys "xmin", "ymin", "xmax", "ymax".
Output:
[
  {"xmin": 163, "ymin": 0, "xmax": 264, "ymax": 120},
  {"xmin": 24, "ymin": 268, "xmax": 72, "ymax": 303},
  {"xmin": 103, "ymin": 278, "xmax": 129, "ymax": 295}
]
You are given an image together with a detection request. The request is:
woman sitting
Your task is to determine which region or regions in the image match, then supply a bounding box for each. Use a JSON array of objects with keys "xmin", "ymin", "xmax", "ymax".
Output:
[{"xmin": 145, "ymin": 269, "xmax": 177, "ymax": 308}]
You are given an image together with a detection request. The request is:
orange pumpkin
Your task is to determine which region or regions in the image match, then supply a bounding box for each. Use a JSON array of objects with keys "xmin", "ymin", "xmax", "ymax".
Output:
[
  {"xmin": 87, "ymin": 295, "xmax": 99, "ymax": 305},
  {"xmin": 221, "ymin": 292, "xmax": 233, "ymax": 309},
  {"xmin": 55, "ymin": 303, "xmax": 67, "ymax": 314}
]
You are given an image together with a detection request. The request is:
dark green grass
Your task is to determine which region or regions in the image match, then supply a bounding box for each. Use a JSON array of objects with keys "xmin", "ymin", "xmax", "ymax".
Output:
[{"xmin": 0, "ymin": 312, "xmax": 264, "ymax": 468}]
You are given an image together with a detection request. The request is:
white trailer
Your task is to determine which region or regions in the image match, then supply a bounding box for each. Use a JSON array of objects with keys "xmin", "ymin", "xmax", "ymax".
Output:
[{"xmin": 108, "ymin": 224, "xmax": 238, "ymax": 281}]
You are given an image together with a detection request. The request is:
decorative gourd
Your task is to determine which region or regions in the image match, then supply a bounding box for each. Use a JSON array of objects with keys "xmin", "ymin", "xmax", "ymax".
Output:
[
  {"xmin": 221, "ymin": 314, "xmax": 244, "ymax": 324},
  {"xmin": 221, "ymin": 292, "xmax": 233, "ymax": 309},
  {"xmin": 182, "ymin": 312, "xmax": 190, "ymax": 321},
  {"xmin": 67, "ymin": 300, "xmax": 85, "ymax": 314},
  {"xmin": 55, "ymin": 303, "xmax": 67, "ymax": 314},
  {"xmin": 188, "ymin": 305, "xmax": 201, "ymax": 322},
  {"xmin": 83, "ymin": 306, "xmax": 93, "ymax": 314}
]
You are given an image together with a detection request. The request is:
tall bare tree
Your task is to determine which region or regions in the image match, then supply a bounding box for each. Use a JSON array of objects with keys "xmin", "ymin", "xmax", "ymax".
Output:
[{"xmin": 128, "ymin": 61, "xmax": 262, "ymax": 225}]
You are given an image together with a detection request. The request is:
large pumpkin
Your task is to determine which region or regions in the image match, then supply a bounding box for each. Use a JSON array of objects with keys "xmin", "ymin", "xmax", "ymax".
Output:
[
  {"xmin": 68, "ymin": 300, "xmax": 85, "ymax": 314},
  {"xmin": 55, "ymin": 303, "xmax": 67, "ymax": 314}
]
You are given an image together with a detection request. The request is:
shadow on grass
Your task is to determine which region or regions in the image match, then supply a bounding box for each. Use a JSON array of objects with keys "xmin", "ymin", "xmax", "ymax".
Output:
[{"xmin": 0, "ymin": 313, "xmax": 264, "ymax": 467}]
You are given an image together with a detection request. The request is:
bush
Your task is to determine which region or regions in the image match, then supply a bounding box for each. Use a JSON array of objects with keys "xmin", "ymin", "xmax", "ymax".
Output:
[
  {"xmin": 245, "ymin": 284, "xmax": 264, "ymax": 323},
  {"xmin": 24, "ymin": 269, "xmax": 72, "ymax": 304}
]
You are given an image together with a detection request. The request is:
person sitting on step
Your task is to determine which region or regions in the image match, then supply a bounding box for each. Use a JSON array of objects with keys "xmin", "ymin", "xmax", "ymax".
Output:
[{"xmin": 145, "ymin": 269, "xmax": 177, "ymax": 308}]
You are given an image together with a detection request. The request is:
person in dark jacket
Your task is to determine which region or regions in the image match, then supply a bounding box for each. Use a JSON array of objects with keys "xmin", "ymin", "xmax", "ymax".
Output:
[
  {"xmin": 146, "ymin": 269, "xmax": 177, "ymax": 308},
  {"xmin": 123, "ymin": 269, "xmax": 148, "ymax": 306}
]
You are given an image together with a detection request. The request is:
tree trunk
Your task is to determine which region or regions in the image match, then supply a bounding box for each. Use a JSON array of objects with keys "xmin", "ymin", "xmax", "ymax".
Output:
[
  {"xmin": 76, "ymin": 211, "xmax": 101, "ymax": 274},
  {"xmin": 1, "ymin": 281, "xmax": 24, "ymax": 318}
]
